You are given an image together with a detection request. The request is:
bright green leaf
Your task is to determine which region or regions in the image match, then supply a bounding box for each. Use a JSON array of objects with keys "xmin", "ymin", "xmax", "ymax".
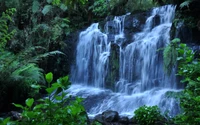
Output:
[
  {"xmin": 46, "ymin": 86, "xmax": 57, "ymax": 94},
  {"xmin": 12, "ymin": 103, "xmax": 24, "ymax": 109},
  {"xmin": 45, "ymin": 72, "xmax": 53, "ymax": 84},
  {"xmin": 31, "ymin": 84, "xmax": 41, "ymax": 89},
  {"xmin": 33, "ymin": 104, "xmax": 44, "ymax": 110},
  {"xmin": 26, "ymin": 98, "xmax": 34, "ymax": 108}
]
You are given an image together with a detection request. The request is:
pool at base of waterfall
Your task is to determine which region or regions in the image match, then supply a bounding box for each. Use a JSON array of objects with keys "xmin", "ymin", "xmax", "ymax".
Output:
[{"xmin": 66, "ymin": 84, "xmax": 182, "ymax": 118}]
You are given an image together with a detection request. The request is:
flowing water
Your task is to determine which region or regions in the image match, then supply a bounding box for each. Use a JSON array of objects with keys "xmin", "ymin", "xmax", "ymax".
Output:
[{"xmin": 68, "ymin": 5, "xmax": 181, "ymax": 117}]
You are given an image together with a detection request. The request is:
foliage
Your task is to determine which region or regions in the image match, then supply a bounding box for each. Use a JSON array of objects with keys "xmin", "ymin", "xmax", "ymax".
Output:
[
  {"xmin": 163, "ymin": 38, "xmax": 180, "ymax": 74},
  {"xmin": 165, "ymin": 91, "xmax": 184, "ymax": 99},
  {"xmin": 124, "ymin": 0, "xmax": 157, "ymax": 13},
  {"xmin": 1, "ymin": 73, "xmax": 87, "ymax": 125},
  {"xmin": 180, "ymin": 0, "xmax": 191, "ymax": 9},
  {"xmin": 134, "ymin": 105, "xmax": 163, "ymax": 125},
  {"xmin": 0, "ymin": 51, "xmax": 44, "ymax": 103},
  {"xmin": 89, "ymin": 0, "xmax": 109, "ymax": 17},
  {"xmin": 163, "ymin": 38, "xmax": 200, "ymax": 124},
  {"xmin": 0, "ymin": 8, "xmax": 16, "ymax": 51},
  {"xmin": 174, "ymin": 43, "xmax": 200, "ymax": 125}
]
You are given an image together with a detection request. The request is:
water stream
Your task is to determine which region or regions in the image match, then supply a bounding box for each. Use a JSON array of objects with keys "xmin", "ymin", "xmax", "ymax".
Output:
[{"xmin": 68, "ymin": 5, "xmax": 181, "ymax": 118}]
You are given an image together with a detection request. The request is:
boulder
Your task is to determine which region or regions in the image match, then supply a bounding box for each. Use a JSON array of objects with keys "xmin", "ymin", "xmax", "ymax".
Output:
[
  {"xmin": 102, "ymin": 110, "xmax": 119, "ymax": 122},
  {"xmin": 119, "ymin": 116, "xmax": 129, "ymax": 124},
  {"xmin": 94, "ymin": 114, "xmax": 104, "ymax": 124}
]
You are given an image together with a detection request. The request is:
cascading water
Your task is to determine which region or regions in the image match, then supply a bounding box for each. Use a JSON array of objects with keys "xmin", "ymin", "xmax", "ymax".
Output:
[{"xmin": 68, "ymin": 5, "xmax": 181, "ymax": 117}]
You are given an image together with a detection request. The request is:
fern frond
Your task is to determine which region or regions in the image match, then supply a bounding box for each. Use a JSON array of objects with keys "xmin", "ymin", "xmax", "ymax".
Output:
[
  {"xmin": 180, "ymin": 0, "xmax": 193, "ymax": 9},
  {"xmin": 11, "ymin": 63, "xmax": 44, "ymax": 83},
  {"xmin": 32, "ymin": 50, "xmax": 66, "ymax": 62},
  {"xmin": 163, "ymin": 39, "xmax": 179, "ymax": 75}
]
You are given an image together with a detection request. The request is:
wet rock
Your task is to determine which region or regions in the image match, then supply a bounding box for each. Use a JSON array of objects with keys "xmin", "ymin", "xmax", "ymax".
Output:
[
  {"xmin": 129, "ymin": 117, "xmax": 138, "ymax": 124},
  {"xmin": 171, "ymin": 21, "xmax": 193, "ymax": 43},
  {"xmin": 152, "ymin": 14, "xmax": 160, "ymax": 29},
  {"xmin": 106, "ymin": 43, "xmax": 120, "ymax": 89},
  {"xmin": 8, "ymin": 111, "xmax": 22, "ymax": 121},
  {"xmin": 102, "ymin": 110, "xmax": 119, "ymax": 122},
  {"xmin": 119, "ymin": 116, "xmax": 129, "ymax": 124},
  {"xmin": 94, "ymin": 114, "xmax": 104, "ymax": 124}
]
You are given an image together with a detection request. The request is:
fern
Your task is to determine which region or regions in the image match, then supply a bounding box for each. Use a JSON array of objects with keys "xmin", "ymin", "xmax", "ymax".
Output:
[
  {"xmin": 0, "ymin": 8, "xmax": 16, "ymax": 51},
  {"xmin": 11, "ymin": 63, "xmax": 44, "ymax": 83},
  {"xmin": 180, "ymin": 0, "xmax": 193, "ymax": 9},
  {"xmin": 163, "ymin": 38, "xmax": 180, "ymax": 74}
]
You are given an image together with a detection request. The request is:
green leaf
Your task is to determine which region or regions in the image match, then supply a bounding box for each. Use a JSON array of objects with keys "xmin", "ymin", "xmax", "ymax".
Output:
[
  {"xmin": 32, "ymin": 0, "xmax": 40, "ymax": 13},
  {"xmin": 12, "ymin": 103, "xmax": 24, "ymax": 109},
  {"xmin": 60, "ymin": 4, "xmax": 68, "ymax": 11},
  {"xmin": 42, "ymin": 5, "xmax": 52, "ymax": 15},
  {"xmin": 26, "ymin": 98, "xmax": 34, "ymax": 108},
  {"xmin": 45, "ymin": 72, "xmax": 53, "ymax": 84},
  {"xmin": 55, "ymin": 95, "xmax": 62, "ymax": 101},
  {"xmin": 46, "ymin": 86, "xmax": 57, "ymax": 94},
  {"xmin": 33, "ymin": 104, "xmax": 44, "ymax": 110},
  {"xmin": 52, "ymin": 82, "xmax": 62, "ymax": 88},
  {"xmin": 197, "ymin": 77, "xmax": 200, "ymax": 81},
  {"xmin": 180, "ymin": 0, "xmax": 192, "ymax": 9},
  {"xmin": 47, "ymin": 0, "xmax": 53, "ymax": 3},
  {"xmin": 31, "ymin": 84, "xmax": 41, "ymax": 89},
  {"xmin": 172, "ymin": 38, "xmax": 180, "ymax": 43}
]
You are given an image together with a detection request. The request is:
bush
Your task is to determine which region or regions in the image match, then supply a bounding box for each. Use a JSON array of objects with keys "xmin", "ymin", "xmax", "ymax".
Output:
[
  {"xmin": 1, "ymin": 72, "xmax": 88, "ymax": 125},
  {"xmin": 134, "ymin": 105, "xmax": 163, "ymax": 125},
  {"xmin": 163, "ymin": 38, "xmax": 200, "ymax": 124}
]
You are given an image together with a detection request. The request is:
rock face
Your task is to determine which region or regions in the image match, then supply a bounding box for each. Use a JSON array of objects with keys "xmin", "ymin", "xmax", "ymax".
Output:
[
  {"xmin": 170, "ymin": 0, "xmax": 200, "ymax": 56},
  {"xmin": 106, "ymin": 43, "xmax": 120, "ymax": 89},
  {"xmin": 170, "ymin": 18, "xmax": 200, "ymax": 59},
  {"xmin": 102, "ymin": 11, "xmax": 150, "ymax": 87}
]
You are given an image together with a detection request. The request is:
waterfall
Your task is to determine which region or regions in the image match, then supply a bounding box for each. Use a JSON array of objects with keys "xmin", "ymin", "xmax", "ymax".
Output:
[
  {"xmin": 72, "ymin": 24, "xmax": 110, "ymax": 88},
  {"xmin": 69, "ymin": 5, "xmax": 181, "ymax": 117}
]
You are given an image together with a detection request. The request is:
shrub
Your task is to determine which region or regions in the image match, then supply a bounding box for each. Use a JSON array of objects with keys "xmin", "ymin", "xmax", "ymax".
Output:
[
  {"xmin": 163, "ymin": 38, "xmax": 200, "ymax": 124},
  {"xmin": 134, "ymin": 105, "xmax": 163, "ymax": 125},
  {"xmin": 1, "ymin": 72, "xmax": 88, "ymax": 125}
]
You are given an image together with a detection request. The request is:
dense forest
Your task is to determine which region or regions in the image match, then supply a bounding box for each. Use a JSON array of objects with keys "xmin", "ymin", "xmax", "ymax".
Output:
[{"xmin": 0, "ymin": 0, "xmax": 200, "ymax": 124}]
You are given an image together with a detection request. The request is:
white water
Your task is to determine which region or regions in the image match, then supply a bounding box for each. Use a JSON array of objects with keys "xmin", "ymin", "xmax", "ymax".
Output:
[{"xmin": 69, "ymin": 5, "xmax": 181, "ymax": 117}]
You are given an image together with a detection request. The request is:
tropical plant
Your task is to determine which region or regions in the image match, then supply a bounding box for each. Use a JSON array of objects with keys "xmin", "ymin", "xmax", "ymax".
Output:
[
  {"xmin": 134, "ymin": 105, "xmax": 164, "ymax": 125},
  {"xmin": 0, "ymin": 72, "xmax": 88, "ymax": 125},
  {"xmin": 163, "ymin": 38, "xmax": 200, "ymax": 124}
]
